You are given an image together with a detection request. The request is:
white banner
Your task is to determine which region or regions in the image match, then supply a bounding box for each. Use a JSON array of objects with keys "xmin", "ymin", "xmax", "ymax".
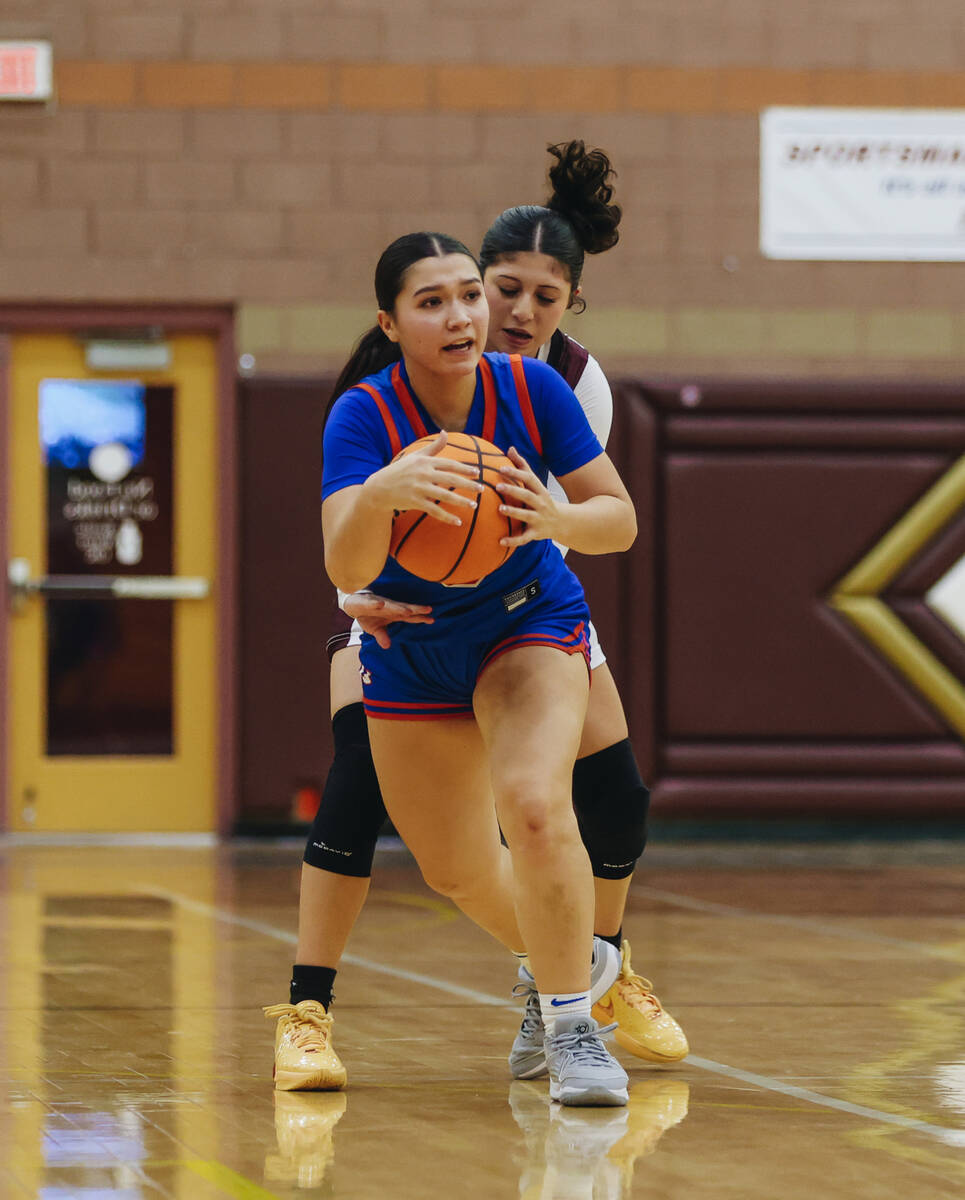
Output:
[{"xmin": 760, "ymin": 107, "xmax": 965, "ymax": 261}]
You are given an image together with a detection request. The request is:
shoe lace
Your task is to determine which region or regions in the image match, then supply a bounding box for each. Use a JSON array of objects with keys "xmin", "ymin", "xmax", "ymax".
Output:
[
  {"xmin": 615, "ymin": 940, "xmax": 664, "ymax": 1020},
  {"xmin": 511, "ymin": 983, "xmax": 542, "ymax": 1037},
  {"xmin": 554, "ymin": 1021, "xmax": 618, "ymax": 1067},
  {"xmin": 263, "ymin": 1001, "xmax": 333, "ymax": 1052}
]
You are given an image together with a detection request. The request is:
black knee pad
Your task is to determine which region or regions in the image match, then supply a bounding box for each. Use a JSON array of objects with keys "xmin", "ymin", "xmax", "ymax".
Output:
[
  {"xmin": 572, "ymin": 738, "xmax": 650, "ymax": 880},
  {"xmin": 303, "ymin": 702, "xmax": 387, "ymax": 877}
]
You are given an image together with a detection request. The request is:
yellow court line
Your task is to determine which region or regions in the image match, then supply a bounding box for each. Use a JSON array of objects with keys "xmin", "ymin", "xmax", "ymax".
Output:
[
  {"xmin": 40, "ymin": 916, "xmax": 172, "ymax": 930},
  {"xmin": 842, "ymin": 958, "xmax": 965, "ymax": 1125},
  {"xmin": 693, "ymin": 1101, "xmax": 818, "ymax": 1113},
  {"xmin": 847, "ymin": 1126, "xmax": 965, "ymax": 1177},
  {"xmin": 146, "ymin": 1161, "xmax": 281, "ymax": 1200},
  {"xmin": 367, "ymin": 889, "xmax": 460, "ymax": 921}
]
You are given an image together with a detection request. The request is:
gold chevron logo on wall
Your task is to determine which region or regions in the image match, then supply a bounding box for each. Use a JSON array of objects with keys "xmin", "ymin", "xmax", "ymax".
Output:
[{"xmin": 829, "ymin": 455, "xmax": 965, "ymax": 742}]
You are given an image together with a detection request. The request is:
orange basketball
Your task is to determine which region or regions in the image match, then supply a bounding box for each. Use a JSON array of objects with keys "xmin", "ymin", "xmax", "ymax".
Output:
[{"xmin": 389, "ymin": 432, "xmax": 523, "ymax": 586}]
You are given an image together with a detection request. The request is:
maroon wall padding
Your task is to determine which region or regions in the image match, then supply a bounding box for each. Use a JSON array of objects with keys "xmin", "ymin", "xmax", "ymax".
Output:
[
  {"xmin": 609, "ymin": 378, "xmax": 965, "ymax": 818},
  {"xmin": 237, "ymin": 377, "xmax": 334, "ymax": 826},
  {"xmin": 237, "ymin": 374, "xmax": 965, "ymax": 824},
  {"xmin": 662, "ymin": 451, "xmax": 951, "ymax": 736}
]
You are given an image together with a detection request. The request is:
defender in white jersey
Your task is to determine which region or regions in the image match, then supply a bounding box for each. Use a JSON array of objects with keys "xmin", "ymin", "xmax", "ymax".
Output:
[{"xmin": 270, "ymin": 142, "xmax": 688, "ymax": 1095}]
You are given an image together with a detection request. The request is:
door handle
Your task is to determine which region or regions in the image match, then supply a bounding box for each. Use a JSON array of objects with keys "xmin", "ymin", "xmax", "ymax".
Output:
[{"xmin": 7, "ymin": 557, "xmax": 209, "ymax": 603}]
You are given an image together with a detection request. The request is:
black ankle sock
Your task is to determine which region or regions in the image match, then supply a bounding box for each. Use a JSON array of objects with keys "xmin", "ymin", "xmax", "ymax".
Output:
[
  {"xmin": 598, "ymin": 928, "xmax": 622, "ymax": 951},
  {"xmin": 290, "ymin": 964, "xmax": 337, "ymax": 1009}
]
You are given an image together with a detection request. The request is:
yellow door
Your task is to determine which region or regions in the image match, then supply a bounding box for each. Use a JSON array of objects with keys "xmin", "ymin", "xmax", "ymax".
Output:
[{"xmin": 5, "ymin": 332, "xmax": 219, "ymax": 832}]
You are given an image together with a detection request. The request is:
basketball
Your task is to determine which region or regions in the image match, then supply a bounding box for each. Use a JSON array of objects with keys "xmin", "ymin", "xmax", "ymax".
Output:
[{"xmin": 389, "ymin": 432, "xmax": 523, "ymax": 586}]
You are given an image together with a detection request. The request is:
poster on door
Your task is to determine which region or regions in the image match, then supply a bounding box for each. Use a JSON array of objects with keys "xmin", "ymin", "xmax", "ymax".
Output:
[{"xmin": 40, "ymin": 380, "xmax": 173, "ymax": 575}]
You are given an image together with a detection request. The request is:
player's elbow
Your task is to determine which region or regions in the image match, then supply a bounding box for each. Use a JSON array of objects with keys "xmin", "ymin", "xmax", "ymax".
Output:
[
  {"xmin": 613, "ymin": 500, "xmax": 637, "ymax": 551},
  {"xmin": 331, "ymin": 568, "xmax": 375, "ymax": 595},
  {"xmin": 325, "ymin": 549, "xmax": 374, "ymax": 596}
]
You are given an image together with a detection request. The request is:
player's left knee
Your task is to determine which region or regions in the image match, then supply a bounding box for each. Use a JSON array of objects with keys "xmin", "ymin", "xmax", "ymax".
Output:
[
  {"xmin": 573, "ymin": 738, "xmax": 650, "ymax": 880},
  {"xmin": 503, "ymin": 797, "xmax": 579, "ymax": 857},
  {"xmin": 495, "ymin": 775, "xmax": 559, "ymax": 840}
]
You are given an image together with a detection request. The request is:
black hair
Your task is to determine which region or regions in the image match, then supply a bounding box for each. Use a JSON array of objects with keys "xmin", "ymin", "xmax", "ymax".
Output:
[
  {"xmin": 479, "ymin": 140, "xmax": 621, "ymax": 303},
  {"xmin": 327, "ymin": 231, "xmax": 480, "ymax": 412}
]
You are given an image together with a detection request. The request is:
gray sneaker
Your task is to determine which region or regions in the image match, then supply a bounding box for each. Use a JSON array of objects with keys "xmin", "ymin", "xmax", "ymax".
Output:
[
  {"xmin": 545, "ymin": 1015, "xmax": 629, "ymax": 1107},
  {"xmin": 508, "ymin": 937, "xmax": 622, "ymax": 1081},
  {"xmin": 509, "ymin": 982, "xmax": 546, "ymax": 1079}
]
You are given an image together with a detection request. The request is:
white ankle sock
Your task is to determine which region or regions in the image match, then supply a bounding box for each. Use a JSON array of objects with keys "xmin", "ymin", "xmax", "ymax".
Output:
[{"xmin": 539, "ymin": 991, "xmax": 591, "ymax": 1039}]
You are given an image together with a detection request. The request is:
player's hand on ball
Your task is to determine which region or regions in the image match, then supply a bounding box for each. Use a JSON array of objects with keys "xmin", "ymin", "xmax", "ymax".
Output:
[
  {"xmin": 343, "ymin": 591, "xmax": 433, "ymax": 649},
  {"xmin": 369, "ymin": 431, "xmax": 482, "ymax": 526},
  {"xmin": 495, "ymin": 447, "xmax": 560, "ymax": 546}
]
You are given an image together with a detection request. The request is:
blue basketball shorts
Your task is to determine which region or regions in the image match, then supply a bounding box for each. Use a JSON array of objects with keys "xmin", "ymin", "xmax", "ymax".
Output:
[{"xmin": 359, "ymin": 593, "xmax": 591, "ymax": 721}]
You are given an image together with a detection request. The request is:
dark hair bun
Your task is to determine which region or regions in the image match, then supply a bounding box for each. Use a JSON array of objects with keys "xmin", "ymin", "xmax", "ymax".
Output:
[{"xmin": 545, "ymin": 140, "xmax": 622, "ymax": 255}]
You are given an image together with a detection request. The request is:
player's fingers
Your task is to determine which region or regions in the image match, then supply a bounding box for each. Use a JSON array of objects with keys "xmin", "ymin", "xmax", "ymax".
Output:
[
  {"xmin": 496, "ymin": 461, "xmax": 528, "ymax": 480},
  {"xmin": 366, "ymin": 604, "xmax": 430, "ymax": 619},
  {"xmin": 499, "ymin": 528, "xmax": 537, "ymax": 547},
  {"xmin": 419, "ymin": 499, "xmax": 467, "ymax": 525},
  {"xmin": 494, "ymin": 482, "xmax": 537, "ymax": 503},
  {"xmin": 357, "ymin": 616, "xmax": 386, "ymax": 634},
  {"xmin": 504, "ymin": 447, "xmax": 539, "ymax": 477},
  {"xmin": 417, "ymin": 431, "xmax": 449, "ymax": 457},
  {"xmin": 432, "ymin": 462, "xmax": 483, "ymax": 486},
  {"xmin": 498, "ymin": 503, "xmax": 542, "ymax": 525},
  {"xmin": 496, "ymin": 467, "xmax": 540, "ymax": 494},
  {"xmin": 431, "ymin": 486, "xmax": 478, "ymax": 508}
]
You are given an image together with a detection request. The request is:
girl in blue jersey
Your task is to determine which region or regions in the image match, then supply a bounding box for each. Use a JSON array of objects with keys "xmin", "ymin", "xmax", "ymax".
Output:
[
  {"xmin": 320, "ymin": 231, "xmax": 635, "ymax": 1107},
  {"xmin": 269, "ymin": 143, "xmax": 688, "ymax": 1098}
]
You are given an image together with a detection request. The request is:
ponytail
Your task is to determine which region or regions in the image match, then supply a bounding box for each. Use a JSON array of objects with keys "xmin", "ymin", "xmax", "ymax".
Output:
[
  {"xmin": 479, "ymin": 140, "xmax": 622, "ymax": 297},
  {"xmin": 325, "ymin": 325, "xmax": 401, "ymax": 422},
  {"xmin": 545, "ymin": 140, "xmax": 621, "ymax": 256}
]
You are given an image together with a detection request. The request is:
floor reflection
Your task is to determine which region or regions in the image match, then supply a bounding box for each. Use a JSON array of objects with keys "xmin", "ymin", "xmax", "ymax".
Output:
[
  {"xmin": 265, "ymin": 1092, "xmax": 346, "ymax": 1192},
  {"xmin": 5, "ymin": 842, "xmax": 965, "ymax": 1197},
  {"xmin": 39, "ymin": 1109, "xmax": 146, "ymax": 1199},
  {"xmin": 510, "ymin": 1077, "xmax": 690, "ymax": 1198}
]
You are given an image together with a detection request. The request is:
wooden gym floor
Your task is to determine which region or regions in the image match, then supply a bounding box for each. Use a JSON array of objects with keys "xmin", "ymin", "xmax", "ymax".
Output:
[{"xmin": 1, "ymin": 836, "xmax": 964, "ymax": 1199}]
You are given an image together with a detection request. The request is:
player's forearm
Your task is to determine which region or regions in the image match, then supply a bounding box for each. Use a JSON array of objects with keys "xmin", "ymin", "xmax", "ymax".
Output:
[
  {"xmin": 551, "ymin": 495, "xmax": 637, "ymax": 555},
  {"xmin": 323, "ymin": 484, "xmax": 393, "ymax": 594}
]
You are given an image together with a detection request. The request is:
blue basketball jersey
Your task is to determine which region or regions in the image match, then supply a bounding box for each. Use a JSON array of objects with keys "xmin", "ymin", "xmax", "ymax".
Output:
[{"xmin": 322, "ymin": 352, "xmax": 602, "ymax": 641}]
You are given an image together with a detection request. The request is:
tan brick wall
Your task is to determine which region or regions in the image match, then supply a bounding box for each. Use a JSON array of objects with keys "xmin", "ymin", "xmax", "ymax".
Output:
[{"xmin": 0, "ymin": 0, "xmax": 964, "ymax": 378}]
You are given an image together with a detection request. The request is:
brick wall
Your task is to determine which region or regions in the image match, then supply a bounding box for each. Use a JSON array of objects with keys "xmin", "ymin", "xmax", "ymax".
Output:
[{"xmin": 2, "ymin": 0, "xmax": 965, "ymax": 376}]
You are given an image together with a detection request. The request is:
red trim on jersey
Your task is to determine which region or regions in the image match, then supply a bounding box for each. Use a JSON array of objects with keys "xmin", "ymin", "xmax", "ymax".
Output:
[
  {"xmin": 357, "ymin": 382, "xmax": 402, "ymax": 457},
  {"xmin": 478, "ymin": 356, "xmax": 498, "ymax": 443},
  {"xmin": 477, "ymin": 624, "xmax": 591, "ymax": 680},
  {"xmin": 391, "ymin": 364, "xmax": 429, "ymax": 438},
  {"xmin": 364, "ymin": 705, "xmax": 474, "ymax": 721},
  {"xmin": 510, "ymin": 355, "xmax": 542, "ymax": 456}
]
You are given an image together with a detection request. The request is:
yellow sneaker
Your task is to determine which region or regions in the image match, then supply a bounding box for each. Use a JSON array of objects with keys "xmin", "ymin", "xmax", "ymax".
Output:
[
  {"xmin": 608, "ymin": 1079, "xmax": 690, "ymax": 1188},
  {"xmin": 264, "ymin": 1090, "xmax": 347, "ymax": 1189},
  {"xmin": 263, "ymin": 1000, "xmax": 348, "ymax": 1091},
  {"xmin": 591, "ymin": 940, "xmax": 689, "ymax": 1063}
]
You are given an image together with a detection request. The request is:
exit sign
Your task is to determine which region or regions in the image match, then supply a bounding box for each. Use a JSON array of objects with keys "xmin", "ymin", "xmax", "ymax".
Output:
[{"xmin": 0, "ymin": 41, "xmax": 53, "ymax": 101}]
